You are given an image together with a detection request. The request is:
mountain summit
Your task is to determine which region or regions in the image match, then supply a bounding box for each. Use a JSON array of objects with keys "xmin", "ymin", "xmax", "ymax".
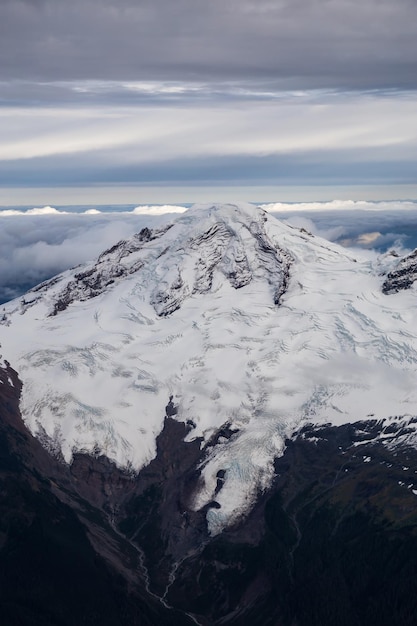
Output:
[{"xmin": 1, "ymin": 202, "xmax": 417, "ymax": 534}]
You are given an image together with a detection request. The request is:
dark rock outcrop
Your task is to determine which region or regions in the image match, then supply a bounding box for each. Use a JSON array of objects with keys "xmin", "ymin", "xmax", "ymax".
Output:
[
  {"xmin": 382, "ymin": 249, "xmax": 417, "ymax": 294},
  {"xmin": 49, "ymin": 226, "xmax": 173, "ymax": 316},
  {"xmin": 43, "ymin": 206, "xmax": 292, "ymax": 319},
  {"xmin": 161, "ymin": 422, "xmax": 417, "ymax": 625}
]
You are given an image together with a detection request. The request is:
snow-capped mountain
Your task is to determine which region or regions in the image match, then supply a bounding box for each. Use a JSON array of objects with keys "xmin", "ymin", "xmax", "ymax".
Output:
[{"xmin": 1, "ymin": 202, "xmax": 417, "ymax": 535}]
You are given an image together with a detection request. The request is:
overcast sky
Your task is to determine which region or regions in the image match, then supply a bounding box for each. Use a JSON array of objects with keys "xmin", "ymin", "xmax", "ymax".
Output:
[{"xmin": 1, "ymin": 0, "xmax": 417, "ymax": 204}]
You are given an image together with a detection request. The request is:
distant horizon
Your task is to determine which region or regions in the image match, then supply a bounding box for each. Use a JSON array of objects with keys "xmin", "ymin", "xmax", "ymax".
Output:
[{"xmin": 1, "ymin": 184, "xmax": 417, "ymax": 207}]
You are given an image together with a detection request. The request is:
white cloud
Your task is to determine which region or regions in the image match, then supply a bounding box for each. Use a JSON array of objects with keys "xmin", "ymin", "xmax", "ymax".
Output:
[
  {"xmin": 262, "ymin": 199, "xmax": 417, "ymax": 213},
  {"xmin": 0, "ymin": 206, "xmax": 67, "ymax": 216},
  {"xmin": 132, "ymin": 204, "xmax": 187, "ymax": 215}
]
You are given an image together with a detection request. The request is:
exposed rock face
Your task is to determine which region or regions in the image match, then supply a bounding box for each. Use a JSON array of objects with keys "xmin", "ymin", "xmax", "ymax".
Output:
[
  {"xmin": 124, "ymin": 420, "xmax": 417, "ymax": 626},
  {"xmin": 121, "ymin": 421, "xmax": 417, "ymax": 626},
  {"xmin": 46, "ymin": 206, "xmax": 291, "ymax": 319},
  {"xmin": 382, "ymin": 249, "xmax": 417, "ymax": 294},
  {"xmin": 50, "ymin": 225, "xmax": 173, "ymax": 316}
]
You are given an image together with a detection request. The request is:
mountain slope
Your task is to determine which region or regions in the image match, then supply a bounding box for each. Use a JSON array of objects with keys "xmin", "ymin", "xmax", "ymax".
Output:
[
  {"xmin": 1, "ymin": 202, "xmax": 417, "ymax": 535},
  {"xmin": 0, "ymin": 361, "xmax": 196, "ymax": 626},
  {"xmin": 3, "ymin": 361, "xmax": 417, "ymax": 626}
]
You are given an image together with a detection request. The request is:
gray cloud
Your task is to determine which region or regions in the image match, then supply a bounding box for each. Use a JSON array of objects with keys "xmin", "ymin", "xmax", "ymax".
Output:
[
  {"xmin": 1, "ymin": 89, "xmax": 416, "ymax": 190},
  {"xmin": 1, "ymin": 1, "xmax": 416, "ymax": 199},
  {"xmin": 1, "ymin": 0, "xmax": 417, "ymax": 90},
  {"xmin": 1, "ymin": 151, "xmax": 416, "ymax": 188}
]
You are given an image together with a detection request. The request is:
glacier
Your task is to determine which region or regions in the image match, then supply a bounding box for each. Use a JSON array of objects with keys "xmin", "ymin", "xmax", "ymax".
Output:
[{"xmin": 1, "ymin": 201, "xmax": 417, "ymax": 534}]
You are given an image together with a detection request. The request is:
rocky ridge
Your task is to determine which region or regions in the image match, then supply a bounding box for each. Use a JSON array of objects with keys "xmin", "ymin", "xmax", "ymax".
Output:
[{"xmin": 382, "ymin": 249, "xmax": 417, "ymax": 294}]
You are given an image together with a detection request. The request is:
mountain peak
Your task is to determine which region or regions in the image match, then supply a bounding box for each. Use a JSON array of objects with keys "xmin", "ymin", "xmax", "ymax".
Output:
[
  {"xmin": 1, "ymin": 203, "xmax": 417, "ymax": 533},
  {"xmin": 37, "ymin": 202, "xmax": 293, "ymax": 318}
]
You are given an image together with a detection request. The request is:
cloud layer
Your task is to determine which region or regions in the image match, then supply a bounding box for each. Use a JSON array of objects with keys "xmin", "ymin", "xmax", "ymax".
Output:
[
  {"xmin": 1, "ymin": 89, "xmax": 417, "ymax": 193},
  {"xmin": 266, "ymin": 200, "xmax": 417, "ymax": 253},
  {"xmin": 1, "ymin": 0, "xmax": 417, "ymax": 90},
  {"xmin": 1, "ymin": 0, "xmax": 416, "ymax": 198}
]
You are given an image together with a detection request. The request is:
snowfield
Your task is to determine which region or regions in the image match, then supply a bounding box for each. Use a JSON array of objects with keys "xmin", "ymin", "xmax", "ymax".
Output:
[{"xmin": 1, "ymin": 202, "xmax": 417, "ymax": 533}]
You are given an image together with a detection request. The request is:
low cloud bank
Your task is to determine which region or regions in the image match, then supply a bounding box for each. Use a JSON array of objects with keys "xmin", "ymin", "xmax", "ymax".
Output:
[{"xmin": 263, "ymin": 200, "xmax": 417, "ymax": 254}]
